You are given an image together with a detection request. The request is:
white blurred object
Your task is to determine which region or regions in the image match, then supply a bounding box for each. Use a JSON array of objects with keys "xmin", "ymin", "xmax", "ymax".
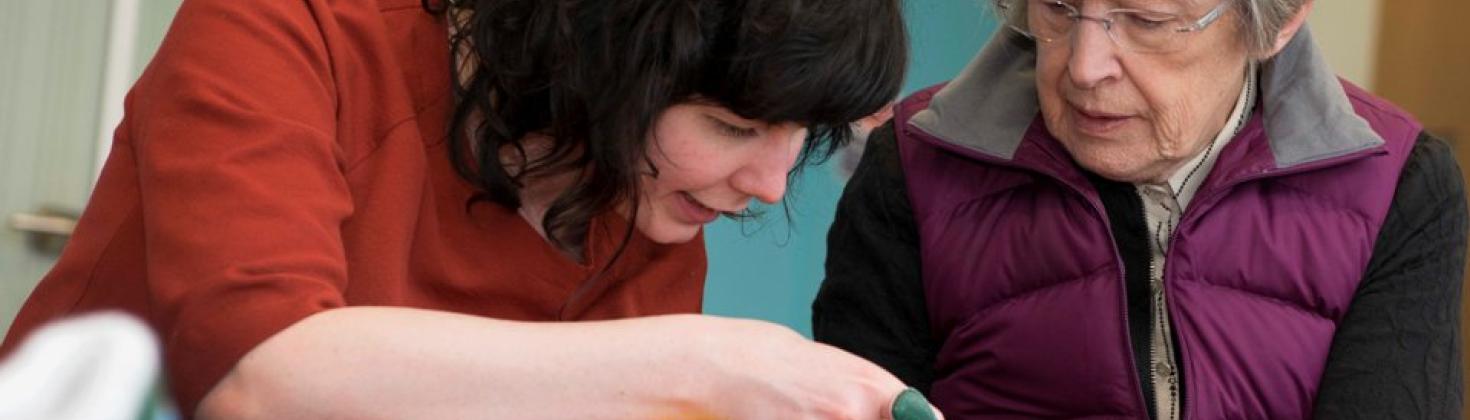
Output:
[{"xmin": 0, "ymin": 312, "xmax": 172, "ymax": 420}]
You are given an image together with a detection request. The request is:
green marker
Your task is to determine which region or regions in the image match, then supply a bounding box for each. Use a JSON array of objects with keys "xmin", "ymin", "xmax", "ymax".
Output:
[{"xmin": 891, "ymin": 388, "xmax": 938, "ymax": 420}]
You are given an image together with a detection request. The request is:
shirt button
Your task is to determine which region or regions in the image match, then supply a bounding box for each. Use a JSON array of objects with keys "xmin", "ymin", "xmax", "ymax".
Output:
[{"xmin": 1156, "ymin": 362, "xmax": 1174, "ymax": 376}]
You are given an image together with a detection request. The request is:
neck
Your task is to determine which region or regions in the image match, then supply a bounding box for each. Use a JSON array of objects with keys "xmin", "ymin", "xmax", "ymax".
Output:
[{"xmin": 503, "ymin": 135, "xmax": 588, "ymax": 261}]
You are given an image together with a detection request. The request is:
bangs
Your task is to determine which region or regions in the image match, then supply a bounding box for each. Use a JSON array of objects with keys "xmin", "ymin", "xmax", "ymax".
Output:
[{"xmin": 693, "ymin": 0, "xmax": 907, "ymax": 158}]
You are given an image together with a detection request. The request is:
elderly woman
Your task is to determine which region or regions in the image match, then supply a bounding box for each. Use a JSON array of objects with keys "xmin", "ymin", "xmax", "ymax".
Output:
[{"xmin": 815, "ymin": 0, "xmax": 1466, "ymax": 418}]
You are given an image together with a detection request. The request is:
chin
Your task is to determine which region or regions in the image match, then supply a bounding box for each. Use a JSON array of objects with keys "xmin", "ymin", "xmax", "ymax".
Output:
[
  {"xmin": 638, "ymin": 223, "xmax": 701, "ymax": 245},
  {"xmin": 1056, "ymin": 136, "xmax": 1161, "ymax": 183},
  {"xmin": 1073, "ymin": 154, "xmax": 1156, "ymax": 183}
]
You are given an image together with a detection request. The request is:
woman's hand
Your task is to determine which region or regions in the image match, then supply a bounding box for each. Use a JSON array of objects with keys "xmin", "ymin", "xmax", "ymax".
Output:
[{"xmin": 660, "ymin": 315, "xmax": 942, "ymax": 419}]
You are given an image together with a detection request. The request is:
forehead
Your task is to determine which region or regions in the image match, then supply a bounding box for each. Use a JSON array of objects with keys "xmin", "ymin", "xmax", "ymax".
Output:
[{"xmin": 1085, "ymin": 0, "xmax": 1211, "ymax": 13}]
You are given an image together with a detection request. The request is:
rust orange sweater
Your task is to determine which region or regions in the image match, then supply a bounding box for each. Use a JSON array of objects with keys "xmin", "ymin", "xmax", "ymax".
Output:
[{"xmin": 0, "ymin": 0, "xmax": 706, "ymax": 414}]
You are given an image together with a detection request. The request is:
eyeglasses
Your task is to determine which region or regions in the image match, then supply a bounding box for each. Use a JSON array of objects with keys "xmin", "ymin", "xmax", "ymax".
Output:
[{"xmin": 999, "ymin": 0, "xmax": 1230, "ymax": 54}]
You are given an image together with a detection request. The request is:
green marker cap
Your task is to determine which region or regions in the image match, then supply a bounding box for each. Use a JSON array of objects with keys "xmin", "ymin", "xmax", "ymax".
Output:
[{"xmin": 891, "ymin": 387, "xmax": 937, "ymax": 420}]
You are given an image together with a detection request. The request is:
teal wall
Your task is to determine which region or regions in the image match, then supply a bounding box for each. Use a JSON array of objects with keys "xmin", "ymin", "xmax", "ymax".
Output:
[{"xmin": 703, "ymin": 1, "xmax": 999, "ymax": 335}]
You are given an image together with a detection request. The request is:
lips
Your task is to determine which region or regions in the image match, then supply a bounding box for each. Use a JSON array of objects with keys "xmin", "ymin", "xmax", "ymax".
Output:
[
  {"xmin": 1069, "ymin": 103, "xmax": 1134, "ymax": 136},
  {"xmin": 675, "ymin": 192, "xmax": 722, "ymax": 224}
]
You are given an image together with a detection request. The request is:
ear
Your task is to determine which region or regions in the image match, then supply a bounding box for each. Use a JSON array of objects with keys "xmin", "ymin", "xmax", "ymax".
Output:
[
  {"xmin": 855, "ymin": 101, "xmax": 896, "ymax": 132},
  {"xmin": 1263, "ymin": 1, "xmax": 1314, "ymax": 57}
]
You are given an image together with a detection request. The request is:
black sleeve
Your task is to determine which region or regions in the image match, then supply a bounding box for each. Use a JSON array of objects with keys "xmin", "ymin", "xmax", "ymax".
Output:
[
  {"xmin": 1314, "ymin": 132, "xmax": 1467, "ymax": 419},
  {"xmin": 812, "ymin": 122, "xmax": 938, "ymax": 393}
]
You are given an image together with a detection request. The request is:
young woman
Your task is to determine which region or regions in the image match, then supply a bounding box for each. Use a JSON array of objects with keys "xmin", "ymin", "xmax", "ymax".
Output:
[{"xmin": 1, "ymin": 0, "xmax": 934, "ymax": 418}]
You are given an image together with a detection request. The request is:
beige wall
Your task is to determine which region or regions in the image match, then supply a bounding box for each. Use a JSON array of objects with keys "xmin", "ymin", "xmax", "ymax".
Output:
[
  {"xmin": 1, "ymin": 0, "xmax": 184, "ymax": 338},
  {"xmin": 1307, "ymin": 0, "xmax": 1382, "ymax": 90}
]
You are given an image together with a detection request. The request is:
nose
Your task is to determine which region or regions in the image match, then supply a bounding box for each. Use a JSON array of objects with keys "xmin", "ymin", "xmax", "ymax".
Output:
[
  {"xmin": 731, "ymin": 128, "xmax": 805, "ymax": 205},
  {"xmin": 1066, "ymin": 17, "xmax": 1123, "ymax": 89}
]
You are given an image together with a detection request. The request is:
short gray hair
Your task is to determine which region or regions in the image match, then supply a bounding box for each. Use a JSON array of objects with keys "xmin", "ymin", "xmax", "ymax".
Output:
[
  {"xmin": 991, "ymin": 0, "xmax": 1309, "ymax": 57},
  {"xmin": 1235, "ymin": 0, "xmax": 1308, "ymax": 56}
]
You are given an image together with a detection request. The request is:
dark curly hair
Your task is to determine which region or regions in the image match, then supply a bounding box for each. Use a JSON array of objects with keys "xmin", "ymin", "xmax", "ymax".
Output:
[{"xmin": 425, "ymin": 0, "xmax": 907, "ymax": 253}]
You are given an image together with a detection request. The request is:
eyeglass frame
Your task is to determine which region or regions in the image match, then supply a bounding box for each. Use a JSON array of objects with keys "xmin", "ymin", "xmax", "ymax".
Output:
[{"xmin": 998, "ymin": 0, "xmax": 1232, "ymax": 54}]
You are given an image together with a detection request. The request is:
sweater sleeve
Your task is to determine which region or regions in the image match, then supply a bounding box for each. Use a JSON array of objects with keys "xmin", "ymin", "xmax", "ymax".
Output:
[
  {"xmin": 1313, "ymin": 131, "xmax": 1467, "ymax": 419},
  {"xmin": 128, "ymin": 0, "xmax": 350, "ymax": 412},
  {"xmin": 812, "ymin": 123, "xmax": 938, "ymax": 392}
]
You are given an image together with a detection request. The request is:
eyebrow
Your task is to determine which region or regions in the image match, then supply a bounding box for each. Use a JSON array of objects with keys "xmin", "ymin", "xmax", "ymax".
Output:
[
  {"xmin": 703, "ymin": 114, "xmax": 760, "ymax": 136},
  {"xmin": 1112, "ymin": 0, "xmax": 1190, "ymax": 13}
]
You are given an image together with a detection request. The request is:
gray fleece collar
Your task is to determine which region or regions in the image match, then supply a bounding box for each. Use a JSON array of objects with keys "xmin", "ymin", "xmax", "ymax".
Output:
[{"xmin": 907, "ymin": 26, "xmax": 1382, "ymax": 168}]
